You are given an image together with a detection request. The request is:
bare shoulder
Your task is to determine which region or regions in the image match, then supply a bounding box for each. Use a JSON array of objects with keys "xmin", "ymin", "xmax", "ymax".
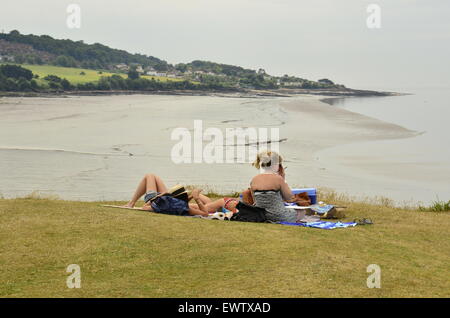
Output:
[{"xmin": 251, "ymin": 174, "xmax": 284, "ymax": 188}]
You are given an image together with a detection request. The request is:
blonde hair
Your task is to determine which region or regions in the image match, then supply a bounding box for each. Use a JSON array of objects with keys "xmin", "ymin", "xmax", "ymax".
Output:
[{"xmin": 252, "ymin": 150, "xmax": 283, "ymax": 170}]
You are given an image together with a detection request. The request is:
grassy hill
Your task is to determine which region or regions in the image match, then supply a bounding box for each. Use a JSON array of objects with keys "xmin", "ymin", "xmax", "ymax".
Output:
[
  {"xmin": 22, "ymin": 64, "xmax": 182, "ymax": 85},
  {"xmin": 0, "ymin": 195, "xmax": 448, "ymax": 298},
  {"xmin": 0, "ymin": 31, "xmax": 344, "ymax": 91},
  {"xmin": 0, "ymin": 30, "xmax": 169, "ymax": 71}
]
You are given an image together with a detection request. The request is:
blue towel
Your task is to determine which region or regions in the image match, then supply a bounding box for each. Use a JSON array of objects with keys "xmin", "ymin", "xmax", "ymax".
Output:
[{"xmin": 279, "ymin": 221, "xmax": 357, "ymax": 230}]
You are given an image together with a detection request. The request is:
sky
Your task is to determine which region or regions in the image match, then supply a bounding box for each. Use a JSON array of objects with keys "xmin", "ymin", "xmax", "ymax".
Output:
[{"xmin": 1, "ymin": 0, "xmax": 449, "ymax": 91}]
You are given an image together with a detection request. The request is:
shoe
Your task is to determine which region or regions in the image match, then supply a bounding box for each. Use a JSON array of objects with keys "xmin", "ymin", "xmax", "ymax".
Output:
[{"xmin": 353, "ymin": 218, "xmax": 374, "ymax": 225}]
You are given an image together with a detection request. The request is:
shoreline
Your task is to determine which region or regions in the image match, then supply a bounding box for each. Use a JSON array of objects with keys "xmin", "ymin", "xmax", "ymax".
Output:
[
  {"xmin": 1, "ymin": 92, "xmax": 439, "ymax": 204},
  {"xmin": 0, "ymin": 87, "xmax": 405, "ymax": 99},
  {"xmin": 276, "ymin": 95, "xmax": 428, "ymax": 204}
]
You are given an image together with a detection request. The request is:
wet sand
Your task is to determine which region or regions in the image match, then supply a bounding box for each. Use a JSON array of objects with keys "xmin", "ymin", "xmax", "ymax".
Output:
[
  {"xmin": 280, "ymin": 96, "xmax": 418, "ymax": 160},
  {"xmin": 279, "ymin": 96, "xmax": 450, "ymax": 204},
  {"xmin": 0, "ymin": 94, "xmax": 445, "ymax": 204}
]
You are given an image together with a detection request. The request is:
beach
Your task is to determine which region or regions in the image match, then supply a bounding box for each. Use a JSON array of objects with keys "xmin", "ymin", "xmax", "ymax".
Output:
[{"xmin": 0, "ymin": 92, "xmax": 448, "ymax": 204}]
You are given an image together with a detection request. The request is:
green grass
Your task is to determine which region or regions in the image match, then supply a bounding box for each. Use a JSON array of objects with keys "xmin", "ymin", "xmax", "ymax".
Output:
[
  {"xmin": 19, "ymin": 64, "xmax": 182, "ymax": 84},
  {"xmin": 0, "ymin": 195, "xmax": 449, "ymax": 298},
  {"xmin": 419, "ymin": 200, "xmax": 450, "ymax": 212}
]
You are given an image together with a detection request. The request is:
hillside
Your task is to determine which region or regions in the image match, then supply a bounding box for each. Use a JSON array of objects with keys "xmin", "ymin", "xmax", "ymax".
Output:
[
  {"xmin": 0, "ymin": 195, "xmax": 449, "ymax": 297},
  {"xmin": 0, "ymin": 30, "xmax": 344, "ymax": 92},
  {"xmin": 0, "ymin": 30, "xmax": 169, "ymax": 71},
  {"xmin": 22, "ymin": 64, "xmax": 183, "ymax": 85}
]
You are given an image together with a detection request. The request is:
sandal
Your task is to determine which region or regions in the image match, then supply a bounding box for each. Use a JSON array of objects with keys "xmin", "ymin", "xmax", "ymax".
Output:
[{"xmin": 353, "ymin": 218, "xmax": 373, "ymax": 225}]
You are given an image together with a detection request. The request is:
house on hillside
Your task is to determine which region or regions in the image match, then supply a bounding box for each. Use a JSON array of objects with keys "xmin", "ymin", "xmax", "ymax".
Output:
[
  {"xmin": 145, "ymin": 67, "xmax": 158, "ymax": 76},
  {"xmin": 0, "ymin": 55, "xmax": 14, "ymax": 62},
  {"xmin": 136, "ymin": 65, "xmax": 144, "ymax": 74},
  {"xmin": 146, "ymin": 70, "xmax": 158, "ymax": 76},
  {"xmin": 115, "ymin": 63, "xmax": 129, "ymax": 72}
]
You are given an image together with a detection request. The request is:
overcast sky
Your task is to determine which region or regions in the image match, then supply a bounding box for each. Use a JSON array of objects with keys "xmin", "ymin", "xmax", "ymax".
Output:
[{"xmin": 1, "ymin": 0, "xmax": 449, "ymax": 90}]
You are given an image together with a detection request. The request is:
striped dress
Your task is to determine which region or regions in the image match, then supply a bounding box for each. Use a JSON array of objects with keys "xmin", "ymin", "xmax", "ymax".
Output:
[{"xmin": 253, "ymin": 189, "xmax": 298, "ymax": 223}]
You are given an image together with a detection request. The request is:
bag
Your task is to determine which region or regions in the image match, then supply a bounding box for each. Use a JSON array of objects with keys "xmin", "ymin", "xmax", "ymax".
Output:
[
  {"xmin": 231, "ymin": 201, "xmax": 267, "ymax": 223},
  {"xmin": 150, "ymin": 195, "xmax": 189, "ymax": 215},
  {"xmin": 286, "ymin": 192, "xmax": 311, "ymax": 206}
]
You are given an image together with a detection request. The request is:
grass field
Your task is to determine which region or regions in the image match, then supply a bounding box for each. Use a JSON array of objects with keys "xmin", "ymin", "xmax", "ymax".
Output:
[
  {"xmin": 0, "ymin": 194, "xmax": 449, "ymax": 298},
  {"xmin": 19, "ymin": 64, "xmax": 183, "ymax": 84}
]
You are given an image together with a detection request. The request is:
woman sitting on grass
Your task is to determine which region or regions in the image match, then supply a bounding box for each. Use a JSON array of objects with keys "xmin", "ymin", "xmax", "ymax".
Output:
[{"xmin": 249, "ymin": 150, "xmax": 298, "ymax": 223}]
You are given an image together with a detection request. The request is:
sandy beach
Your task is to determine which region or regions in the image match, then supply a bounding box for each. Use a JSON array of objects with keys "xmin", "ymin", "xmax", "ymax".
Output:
[
  {"xmin": 280, "ymin": 96, "xmax": 418, "ymax": 159},
  {"xmin": 280, "ymin": 95, "xmax": 450, "ymax": 204},
  {"xmin": 0, "ymin": 93, "xmax": 447, "ymax": 204}
]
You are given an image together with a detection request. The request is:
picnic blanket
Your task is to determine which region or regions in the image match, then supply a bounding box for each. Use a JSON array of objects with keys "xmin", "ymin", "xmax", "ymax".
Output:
[
  {"xmin": 284, "ymin": 202, "xmax": 335, "ymax": 212},
  {"xmin": 279, "ymin": 221, "xmax": 357, "ymax": 230}
]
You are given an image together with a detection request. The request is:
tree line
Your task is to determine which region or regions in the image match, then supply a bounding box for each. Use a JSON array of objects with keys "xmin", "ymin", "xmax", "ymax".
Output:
[
  {"xmin": 0, "ymin": 30, "xmax": 170, "ymax": 71},
  {"xmin": 0, "ymin": 64, "xmax": 238, "ymax": 92}
]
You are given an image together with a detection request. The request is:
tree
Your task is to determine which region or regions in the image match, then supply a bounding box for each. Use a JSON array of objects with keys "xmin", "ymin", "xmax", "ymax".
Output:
[
  {"xmin": 14, "ymin": 55, "xmax": 25, "ymax": 64},
  {"xmin": 61, "ymin": 79, "xmax": 72, "ymax": 90},
  {"xmin": 318, "ymin": 78, "xmax": 334, "ymax": 86},
  {"xmin": 127, "ymin": 66, "xmax": 140, "ymax": 80},
  {"xmin": 175, "ymin": 63, "xmax": 187, "ymax": 73},
  {"xmin": 43, "ymin": 74, "xmax": 72, "ymax": 90},
  {"xmin": 17, "ymin": 78, "xmax": 32, "ymax": 91},
  {"xmin": 55, "ymin": 55, "xmax": 77, "ymax": 67},
  {"xmin": 0, "ymin": 65, "xmax": 33, "ymax": 80}
]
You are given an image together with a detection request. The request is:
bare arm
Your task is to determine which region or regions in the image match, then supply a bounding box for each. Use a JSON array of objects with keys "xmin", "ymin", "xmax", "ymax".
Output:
[{"xmin": 279, "ymin": 177, "xmax": 293, "ymax": 201}]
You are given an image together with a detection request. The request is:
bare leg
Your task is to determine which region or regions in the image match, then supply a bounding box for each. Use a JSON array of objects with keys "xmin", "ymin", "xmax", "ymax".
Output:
[
  {"xmin": 188, "ymin": 189, "xmax": 209, "ymax": 216},
  {"xmin": 187, "ymin": 192, "xmax": 212, "ymax": 204},
  {"xmin": 153, "ymin": 175, "xmax": 168, "ymax": 193},
  {"xmin": 198, "ymin": 194, "xmax": 212, "ymax": 204},
  {"xmin": 124, "ymin": 173, "xmax": 168, "ymax": 208},
  {"xmin": 191, "ymin": 189, "xmax": 207, "ymax": 212},
  {"xmin": 190, "ymin": 198, "xmax": 225, "ymax": 213}
]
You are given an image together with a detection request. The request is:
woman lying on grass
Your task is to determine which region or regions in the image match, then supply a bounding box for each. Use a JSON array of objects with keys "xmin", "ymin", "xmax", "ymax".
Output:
[
  {"xmin": 123, "ymin": 173, "xmax": 209, "ymax": 216},
  {"xmin": 123, "ymin": 173, "xmax": 239, "ymax": 216},
  {"xmin": 189, "ymin": 190, "xmax": 239, "ymax": 214}
]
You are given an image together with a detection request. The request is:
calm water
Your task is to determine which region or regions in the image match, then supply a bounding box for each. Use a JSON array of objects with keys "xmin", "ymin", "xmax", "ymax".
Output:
[
  {"xmin": 0, "ymin": 89, "xmax": 449, "ymax": 204},
  {"xmin": 319, "ymin": 87, "xmax": 450, "ymax": 204}
]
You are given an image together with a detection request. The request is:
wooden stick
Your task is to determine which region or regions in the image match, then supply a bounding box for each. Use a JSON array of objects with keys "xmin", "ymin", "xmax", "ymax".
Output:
[{"xmin": 100, "ymin": 204, "xmax": 147, "ymax": 211}]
